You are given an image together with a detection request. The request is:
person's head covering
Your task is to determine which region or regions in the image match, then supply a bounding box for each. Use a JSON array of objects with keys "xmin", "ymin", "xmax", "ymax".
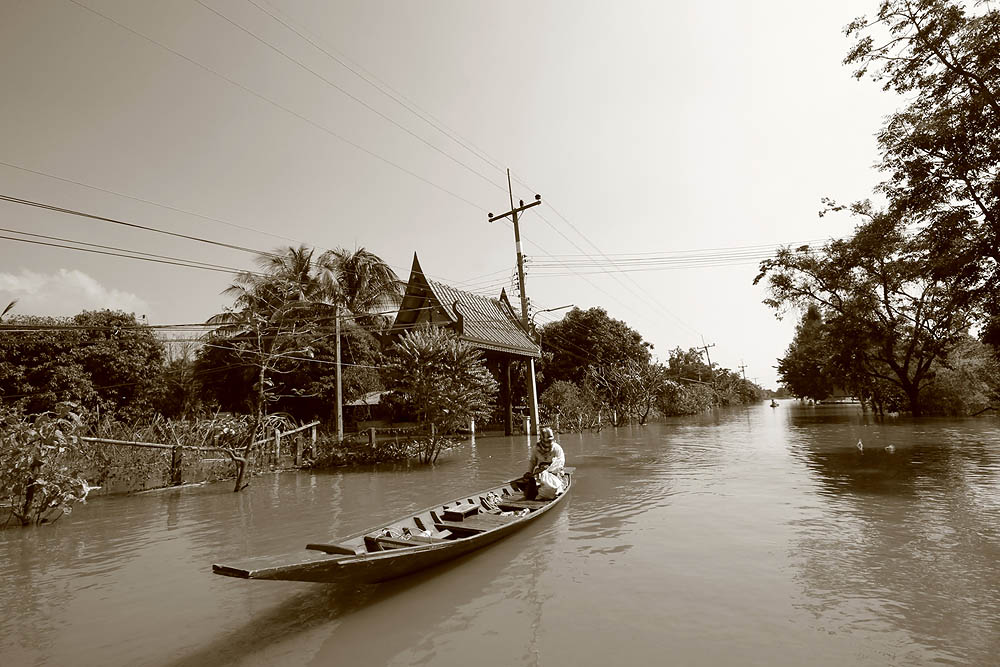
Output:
[{"xmin": 540, "ymin": 427, "xmax": 555, "ymax": 444}]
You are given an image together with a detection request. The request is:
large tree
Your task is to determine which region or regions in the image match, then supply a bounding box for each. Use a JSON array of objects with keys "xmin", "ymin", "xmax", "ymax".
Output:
[
  {"xmin": 757, "ymin": 208, "xmax": 975, "ymax": 415},
  {"xmin": 202, "ymin": 245, "xmax": 399, "ymax": 423},
  {"xmin": 0, "ymin": 310, "xmax": 163, "ymax": 417},
  {"xmin": 538, "ymin": 307, "xmax": 652, "ymax": 388},
  {"xmin": 776, "ymin": 305, "xmax": 839, "ymax": 401},
  {"xmin": 845, "ymin": 0, "xmax": 1000, "ymax": 333}
]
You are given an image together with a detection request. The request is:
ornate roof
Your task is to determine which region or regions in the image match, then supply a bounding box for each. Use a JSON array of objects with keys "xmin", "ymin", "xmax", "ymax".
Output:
[{"xmin": 388, "ymin": 254, "xmax": 540, "ymax": 358}]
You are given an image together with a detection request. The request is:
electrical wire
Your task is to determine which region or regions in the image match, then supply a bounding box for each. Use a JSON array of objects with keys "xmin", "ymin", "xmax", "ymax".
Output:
[{"xmin": 64, "ymin": 0, "xmax": 487, "ymax": 213}]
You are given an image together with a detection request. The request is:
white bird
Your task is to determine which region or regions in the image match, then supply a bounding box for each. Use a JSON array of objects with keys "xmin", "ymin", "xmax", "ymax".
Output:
[
  {"xmin": 857, "ymin": 439, "xmax": 864, "ymax": 452},
  {"xmin": 884, "ymin": 444, "xmax": 896, "ymax": 453}
]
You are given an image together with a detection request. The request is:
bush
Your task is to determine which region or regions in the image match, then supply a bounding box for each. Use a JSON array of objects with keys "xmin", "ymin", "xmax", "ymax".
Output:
[{"xmin": 0, "ymin": 404, "xmax": 96, "ymax": 527}]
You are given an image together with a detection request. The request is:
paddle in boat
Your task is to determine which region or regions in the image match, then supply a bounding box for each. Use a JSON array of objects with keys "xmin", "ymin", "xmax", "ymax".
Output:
[{"xmin": 211, "ymin": 468, "xmax": 574, "ymax": 584}]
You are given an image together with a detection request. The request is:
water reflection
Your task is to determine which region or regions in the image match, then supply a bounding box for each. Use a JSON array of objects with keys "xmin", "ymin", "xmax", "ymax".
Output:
[
  {"xmin": 2, "ymin": 410, "xmax": 999, "ymax": 666},
  {"xmin": 784, "ymin": 405, "xmax": 1000, "ymax": 665}
]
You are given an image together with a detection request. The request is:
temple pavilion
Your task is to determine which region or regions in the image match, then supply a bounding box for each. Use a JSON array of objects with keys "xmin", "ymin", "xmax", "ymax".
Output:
[{"xmin": 386, "ymin": 254, "xmax": 540, "ymax": 435}]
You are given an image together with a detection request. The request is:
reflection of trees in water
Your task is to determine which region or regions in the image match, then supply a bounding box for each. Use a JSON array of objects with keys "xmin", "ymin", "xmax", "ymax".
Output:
[{"xmin": 786, "ymin": 428, "xmax": 1000, "ymax": 664}]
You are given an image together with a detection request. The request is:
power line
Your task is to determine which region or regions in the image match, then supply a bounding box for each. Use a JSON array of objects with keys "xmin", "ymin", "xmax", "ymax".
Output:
[
  {"xmin": 0, "ymin": 193, "xmax": 274, "ymax": 258},
  {"xmin": 194, "ymin": 0, "xmax": 507, "ymax": 195},
  {"xmin": 64, "ymin": 0, "xmax": 487, "ymax": 212},
  {"xmin": 248, "ymin": 0, "xmax": 506, "ymax": 175},
  {"xmin": 0, "ymin": 226, "xmax": 258, "ymax": 275},
  {"xmin": 0, "ymin": 159, "xmax": 312, "ymax": 248}
]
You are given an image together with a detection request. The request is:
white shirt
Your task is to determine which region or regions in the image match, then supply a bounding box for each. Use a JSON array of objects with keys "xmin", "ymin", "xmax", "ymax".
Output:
[{"xmin": 530, "ymin": 441, "xmax": 565, "ymax": 475}]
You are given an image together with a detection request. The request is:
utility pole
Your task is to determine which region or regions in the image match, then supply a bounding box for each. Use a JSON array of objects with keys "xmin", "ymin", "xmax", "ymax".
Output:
[
  {"xmin": 738, "ymin": 362, "xmax": 747, "ymax": 382},
  {"xmin": 699, "ymin": 338, "xmax": 716, "ymax": 383},
  {"xmin": 489, "ymin": 169, "xmax": 542, "ymax": 436},
  {"xmin": 335, "ymin": 304, "xmax": 343, "ymax": 442}
]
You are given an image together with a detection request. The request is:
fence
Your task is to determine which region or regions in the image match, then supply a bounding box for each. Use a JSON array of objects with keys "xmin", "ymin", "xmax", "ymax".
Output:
[{"xmin": 81, "ymin": 421, "xmax": 320, "ymax": 490}]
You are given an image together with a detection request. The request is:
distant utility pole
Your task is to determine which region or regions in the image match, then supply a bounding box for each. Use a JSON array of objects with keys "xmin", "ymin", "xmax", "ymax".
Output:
[
  {"xmin": 489, "ymin": 169, "xmax": 542, "ymax": 436},
  {"xmin": 738, "ymin": 362, "xmax": 747, "ymax": 382},
  {"xmin": 699, "ymin": 338, "xmax": 716, "ymax": 383}
]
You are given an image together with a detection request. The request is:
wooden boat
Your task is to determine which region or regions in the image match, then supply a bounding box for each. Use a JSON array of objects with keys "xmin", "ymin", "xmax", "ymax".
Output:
[{"xmin": 212, "ymin": 468, "xmax": 574, "ymax": 584}]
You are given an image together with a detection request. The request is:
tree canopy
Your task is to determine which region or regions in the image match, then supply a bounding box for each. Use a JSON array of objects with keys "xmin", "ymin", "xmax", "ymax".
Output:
[
  {"xmin": 538, "ymin": 307, "xmax": 651, "ymax": 388},
  {"xmin": 757, "ymin": 207, "xmax": 975, "ymax": 415},
  {"xmin": 845, "ymin": 0, "xmax": 1000, "ymax": 333},
  {"xmin": 0, "ymin": 310, "xmax": 163, "ymax": 418}
]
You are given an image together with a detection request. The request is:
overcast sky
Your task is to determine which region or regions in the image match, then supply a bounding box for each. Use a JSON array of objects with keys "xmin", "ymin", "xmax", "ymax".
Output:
[{"xmin": 0, "ymin": 0, "xmax": 901, "ymax": 387}]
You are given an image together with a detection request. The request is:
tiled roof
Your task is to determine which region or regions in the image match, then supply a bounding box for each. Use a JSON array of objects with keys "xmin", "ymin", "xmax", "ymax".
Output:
[
  {"xmin": 426, "ymin": 279, "xmax": 540, "ymax": 358},
  {"xmin": 389, "ymin": 254, "xmax": 540, "ymax": 358}
]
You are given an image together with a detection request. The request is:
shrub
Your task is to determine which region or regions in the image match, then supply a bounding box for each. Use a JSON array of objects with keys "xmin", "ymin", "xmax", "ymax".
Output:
[{"xmin": 0, "ymin": 404, "xmax": 96, "ymax": 526}]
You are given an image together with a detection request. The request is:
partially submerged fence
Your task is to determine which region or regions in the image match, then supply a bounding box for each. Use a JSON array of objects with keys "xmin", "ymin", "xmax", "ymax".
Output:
[{"xmin": 81, "ymin": 421, "xmax": 320, "ymax": 490}]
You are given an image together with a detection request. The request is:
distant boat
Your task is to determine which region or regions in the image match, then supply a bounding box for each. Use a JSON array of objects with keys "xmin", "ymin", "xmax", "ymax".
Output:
[{"xmin": 770, "ymin": 400, "xmax": 779, "ymax": 408}]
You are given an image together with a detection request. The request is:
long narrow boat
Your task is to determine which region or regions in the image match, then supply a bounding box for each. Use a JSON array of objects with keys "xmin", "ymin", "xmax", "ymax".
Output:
[{"xmin": 212, "ymin": 468, "xmax": 574, "ymax": 584}]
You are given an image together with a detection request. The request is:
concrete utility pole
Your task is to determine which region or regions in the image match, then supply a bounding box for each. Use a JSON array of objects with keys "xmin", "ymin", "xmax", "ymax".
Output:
[
  {"xmin": 489, "ymin": 169, "xmax": 542, "ymax": 436},
  {"xmin": 699, "ymin": 338, "xmax": 716, "ymax": 383},
  {"xmin": 335, "ymin": 304, "xmax": 343, "ymax": 442}
]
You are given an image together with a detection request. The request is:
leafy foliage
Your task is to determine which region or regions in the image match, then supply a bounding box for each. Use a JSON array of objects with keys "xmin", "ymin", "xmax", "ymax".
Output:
[
  {"xmin": 539, "ymin": 307, "xmax": 652, "ymax": 389},
  {"xmin": 539, "ymin": 380, "xmax": 598, "ymax": 430},
  {"xmin": 757, "ymin": 207, "xmax": 975, "ymax": 415},
  {"xmin": 0, "ymin": 404, "xmax": 96, "ymax": 526},
  {"xmin": 776, "ymin": 306, "xmax": 839, "ymax": 401},
  {"xmin": 0, "ymin": 310, "xmax": 164, "ymax": 419},
  {"xmin": 202, "ymin": 245, "xmax": 398, "ymax": 427},
  {"xmin": 382, "ymin": 327, "xmax": 497, "ymax": 463},
  {"xmin": 845, "ymin": 0, "xmax": 1000, "ymax": 337}
]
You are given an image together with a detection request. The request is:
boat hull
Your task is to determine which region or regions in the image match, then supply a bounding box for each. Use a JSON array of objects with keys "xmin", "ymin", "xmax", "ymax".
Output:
[{"xmin": 212, "ymin": 471, "xmax": 572, "ymax": 584}]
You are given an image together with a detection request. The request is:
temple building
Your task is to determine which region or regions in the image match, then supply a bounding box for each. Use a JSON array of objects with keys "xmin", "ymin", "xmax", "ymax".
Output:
[{"xmin": 387, "ymin": 254, "xmax": 540, "ymax": 435}]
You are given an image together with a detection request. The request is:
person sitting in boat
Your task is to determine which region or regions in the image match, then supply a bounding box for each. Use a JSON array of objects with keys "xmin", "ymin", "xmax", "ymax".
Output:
[{"xmin": 519, "ymin": 427, "xmax": 566, "ymax": 500}]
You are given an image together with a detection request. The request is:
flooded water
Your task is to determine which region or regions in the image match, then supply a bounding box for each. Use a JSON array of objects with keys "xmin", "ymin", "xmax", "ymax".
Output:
[{"xmin": 2, "ymin": 402, "xmax": 999, "ymax": 666}]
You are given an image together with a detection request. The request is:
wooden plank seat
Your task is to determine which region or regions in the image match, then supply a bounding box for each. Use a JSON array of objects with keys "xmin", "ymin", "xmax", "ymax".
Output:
[
  {"xmin": 375, "ymin": 533, "xmax": 447, "ymax": 550},
  {"xmin": 306, "ymin": 542, "xmax": 363, "ymax": 555},
  {"xmin": 435, "ymin": 512, "xmax": 516, "ymax": 536},
  {"xmin": 442, "ymin": 504, "xmax": 479, "ymax": 521},
  {"xmin": 496, "ymin": 496, "xmax": 551, "ymax": 512}
]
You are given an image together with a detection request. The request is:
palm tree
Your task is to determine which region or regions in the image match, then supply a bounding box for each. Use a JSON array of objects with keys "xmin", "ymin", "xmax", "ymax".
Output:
[
  {"xmin": 203, "ymin": 245, "xmax": 399, "ymax": 427},
  {"xmin": 315, "ymin": 247, "xmax": 401, "ymax": 329}
]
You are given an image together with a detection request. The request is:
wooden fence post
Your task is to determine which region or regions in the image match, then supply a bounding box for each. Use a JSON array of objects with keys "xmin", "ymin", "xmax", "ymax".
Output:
[{"xmin": 170, "ymin": 446, "xmax": 182, "ymax": 486}]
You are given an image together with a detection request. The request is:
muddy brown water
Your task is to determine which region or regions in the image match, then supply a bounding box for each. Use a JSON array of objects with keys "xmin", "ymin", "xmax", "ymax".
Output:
[{"xmin": 2, "ymin": 402, "xmax": 998, "ymax": 666}]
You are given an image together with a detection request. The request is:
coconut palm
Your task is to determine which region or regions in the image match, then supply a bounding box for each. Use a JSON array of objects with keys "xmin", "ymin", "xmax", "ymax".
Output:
[
  {"xmin": 203, "ymin": 245, "xmax": 399, "ymax": 426},
  {"xmin": 315, "ymin": 247, "xmax": 402, "ymax": 329}
]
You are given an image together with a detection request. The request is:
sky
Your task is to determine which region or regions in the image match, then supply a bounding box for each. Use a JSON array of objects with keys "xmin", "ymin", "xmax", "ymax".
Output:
[{"xmin": 0, "ymin": 0, "xmax": 901, "ymax": 388}]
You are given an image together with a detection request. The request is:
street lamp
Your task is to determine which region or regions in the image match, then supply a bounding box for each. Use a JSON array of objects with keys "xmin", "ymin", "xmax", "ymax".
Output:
[{"xmin": 531, "ymin": 304, "xmax": 573, "ymax": 339}]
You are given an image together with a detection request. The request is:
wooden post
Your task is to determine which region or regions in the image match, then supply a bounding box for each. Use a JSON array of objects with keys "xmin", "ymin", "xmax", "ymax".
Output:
[
  {"xmin": 311, "ymin": 424, "xmax": 317, "ymax": 457},
  {"xmin": 368, "ymin": 427, "xmax": 376, "ymax": 447},
  {"xmin": 470, "ymin": 418, "xmax": 475, "ymax": 436},
  {"xmin": 170, "ymin": 446, "xmax": 182, "ymax": 485},
  {"xmin": 293, "ymin": 434, "xmax": 300, "ymax": 466},
  {"xmin": 274, "ymin": 428, "xmax": 281, "ymax": 465},
  {"xmin": 502, "ymin": 357, "xmax": 513, "ymax": 436},
  {"xmin": 555, "ymin": 414, "xmax": 560, "ymax": 433}
]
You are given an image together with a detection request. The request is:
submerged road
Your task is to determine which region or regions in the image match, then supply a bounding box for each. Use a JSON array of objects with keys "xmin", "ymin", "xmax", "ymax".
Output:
[{"xmin": 2, "ymin": 403, "xmax": 999, "ymax": 666}]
